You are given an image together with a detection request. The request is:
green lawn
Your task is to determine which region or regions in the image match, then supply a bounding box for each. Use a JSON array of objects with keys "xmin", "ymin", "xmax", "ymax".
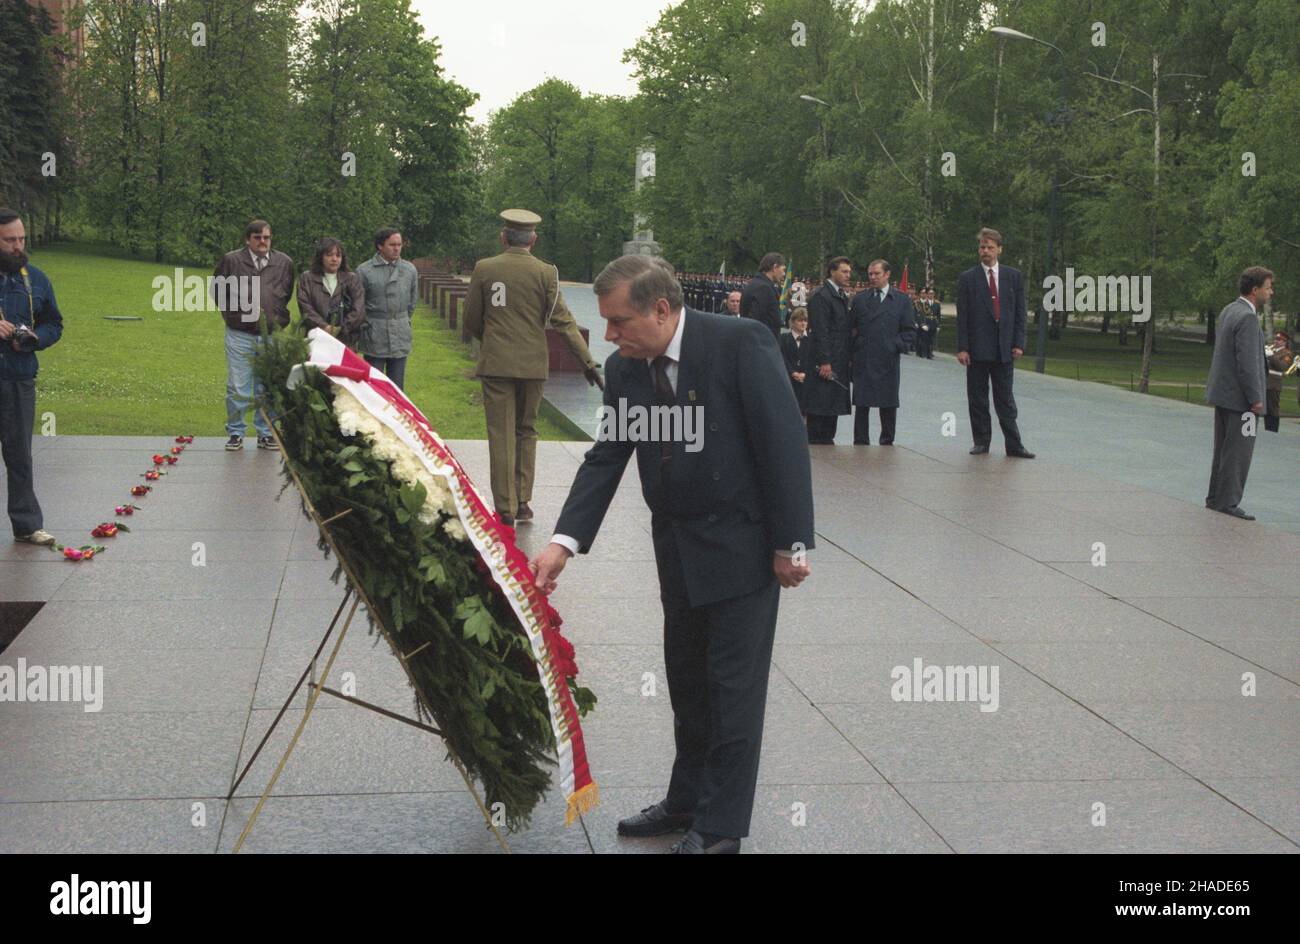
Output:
[
  {"xmin": 932, "ymin": 315, "xmax": 1300, "ymax": 413},
  {"xmin": 27, "ymin": 243, "xmax": 583, "ymax": 439}
]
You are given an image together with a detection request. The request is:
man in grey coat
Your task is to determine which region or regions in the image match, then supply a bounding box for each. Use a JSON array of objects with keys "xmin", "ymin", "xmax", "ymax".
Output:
[
  {"xmin": 356, "ymin": 227, "xmax": 419, "ymax": 389},
  {"xmin": 1205, "ymin": 266, "xmax": 1274, "ymax": 520}
]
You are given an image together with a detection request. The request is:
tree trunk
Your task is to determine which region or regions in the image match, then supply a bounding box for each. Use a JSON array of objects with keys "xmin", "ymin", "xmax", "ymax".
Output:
[{"xmin": 1137, "ymin": 52, "xmax": 1160, "ymax": 395}]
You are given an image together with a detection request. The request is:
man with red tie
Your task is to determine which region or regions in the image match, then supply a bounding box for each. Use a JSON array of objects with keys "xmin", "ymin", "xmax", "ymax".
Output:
[{"xmin": 956, "ymin": 228, "xmax": 1035, "ymax": 458}]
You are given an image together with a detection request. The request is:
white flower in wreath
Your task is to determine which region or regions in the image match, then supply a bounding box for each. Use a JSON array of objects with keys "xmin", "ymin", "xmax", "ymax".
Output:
[{"xmin": 443, "ymin": 517, "xmax": 468, "ymax": 542}]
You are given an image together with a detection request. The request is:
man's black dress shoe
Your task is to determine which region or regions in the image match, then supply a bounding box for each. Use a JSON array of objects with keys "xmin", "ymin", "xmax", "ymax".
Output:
[
  {"xmin": 969, "ymin": 444, "xmax": 989, "ymax": 455},
  {"xmin": 854, "ymin": 440, "xmax": 870, "ymax": 445},
  {"xmin": 1220, "ymin": 506, "xmax": 1255, "ymax": 520},
  {"xmin": 665, "ymin": 830, "xmax": 740, "ymax": 854},
  {"xmin": 879, "ymin": 439, "xmax": 894, "ymax": 446},
  {"xmin": 617, "ymin": 800, "xmax": 693, "ymax": 837},
  {"xmin": 1006, "ymin": 447, "xmax": 1036, "ymax": 459}
]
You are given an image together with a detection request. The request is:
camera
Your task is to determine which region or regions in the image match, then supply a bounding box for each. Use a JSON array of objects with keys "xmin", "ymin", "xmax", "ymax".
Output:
[{"xmin": 12, "ymin": 324, "xmax": 39, "ymax": 352}]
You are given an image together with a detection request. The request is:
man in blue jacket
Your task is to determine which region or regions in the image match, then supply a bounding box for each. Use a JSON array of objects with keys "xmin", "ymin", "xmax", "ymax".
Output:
[{"xmin": 0, "ymin": 209, "xmax": 63, "ymax": 546}]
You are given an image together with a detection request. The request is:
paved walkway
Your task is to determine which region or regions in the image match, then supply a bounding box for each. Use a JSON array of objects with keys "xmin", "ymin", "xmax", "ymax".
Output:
[{"xmin": 0, "ymin": 294, "xmax": 1296, "ymax": 851}]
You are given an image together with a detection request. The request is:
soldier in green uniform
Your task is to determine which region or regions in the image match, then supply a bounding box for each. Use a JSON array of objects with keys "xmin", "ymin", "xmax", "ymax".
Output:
[{"xmin": 464, "ymin": 209, "xmax": 600, "ymax": 526}]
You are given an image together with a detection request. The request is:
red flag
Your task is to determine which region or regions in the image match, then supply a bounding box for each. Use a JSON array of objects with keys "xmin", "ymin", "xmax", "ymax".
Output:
[{"xmin": 899, "ymin": 264, "xmax": 910, "ymax": 294}]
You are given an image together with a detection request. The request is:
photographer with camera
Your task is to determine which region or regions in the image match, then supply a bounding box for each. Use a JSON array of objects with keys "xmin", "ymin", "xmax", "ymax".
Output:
[{"xmin": 0, "ymin": 208, "xmax": 63, "ymax": 546}]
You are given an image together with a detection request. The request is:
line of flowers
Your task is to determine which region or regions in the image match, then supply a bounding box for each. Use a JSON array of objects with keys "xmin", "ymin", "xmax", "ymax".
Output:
[{"xmin": 54, "ymin": 436, "xmax": 193, "ymax": 561}]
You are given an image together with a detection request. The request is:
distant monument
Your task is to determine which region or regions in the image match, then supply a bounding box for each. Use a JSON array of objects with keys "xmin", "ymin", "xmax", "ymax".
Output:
[{"xmin": 623, "ymin": 145, "xmax": 661, "ymax": 257}]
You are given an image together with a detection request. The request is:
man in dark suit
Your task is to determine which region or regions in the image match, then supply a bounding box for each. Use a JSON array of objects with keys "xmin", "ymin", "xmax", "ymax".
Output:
[
  {"xmin": 1204, "ymin": 266, "xmax": 1273, "ymax": 520},
  {"xmin": 851, "ymin": 259, "xmax": 916, "ymax": 445},
  {"xmin": 956, "ymin": 228, "xmax": 1034, "ymax": 458},
  {"xmin": 740, "ymin": 252, "xmax": 786, "ymax": 340},
  {"xmin": 531, "ymin": 255, "xmax": 814, "ymax": 854},
  {"xmin": 804, "ymin": 256, "xmax": 854, "ymax": 443}
]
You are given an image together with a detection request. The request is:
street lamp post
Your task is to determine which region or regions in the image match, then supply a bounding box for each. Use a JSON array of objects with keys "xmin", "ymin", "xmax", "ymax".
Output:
[
  {"xmin": 990, "ymin": 27, "xmax": 1069, "ymax": 375},
  {"xmin": 799, "ymin": 96, "xmax": 832, "ymax": 266}
]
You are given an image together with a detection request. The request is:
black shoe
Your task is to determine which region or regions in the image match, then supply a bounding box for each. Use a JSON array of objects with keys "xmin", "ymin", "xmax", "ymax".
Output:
[
  {"xmin": 879, "ymin": 439, "xmax": 894, "ymax": 446},
  {"xmin": 225, "ymin": 435, "xmax": 243, "ymax": 451},
  {"xmin": 256, "ymin": 436, "xmax": 279, "ymax": 450},
  {"xmin": 1007, "ymin": 447, "xmax": 1036, "ymax": 459},
  {"xmin": 1220, "ymin": 506, "xmax": 1255, "ymax": 520},
  {"xmin": 969, "ymin": 444, "xmax": 989, "ymax": 455},
  {"xmin": 515, "ymin": 503, "xmax": 534, "ymax": 522},
  {"xmin": 617, "ymin": 800, "xmax": 694, "ymax": 837},
  {"xmin": 666, "ymin": 830, "xmax": 740, "ymax": 854},
  {"xmin": 854, "ymin": 440, "xmax": 870, "ymax": 445},
  {"xmin": 499, "ymin": 514, "xmax": 514, "ymax": 527}
]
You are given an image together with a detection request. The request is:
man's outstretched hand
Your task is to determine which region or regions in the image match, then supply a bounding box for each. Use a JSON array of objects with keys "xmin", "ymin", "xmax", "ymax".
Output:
[
  {"xmin": 531, "ymin": 541, "xmax": 574, "ymax": 593},
  {"xmin": 774, "ymin": 553, "xmax": 811, "ymax": 589}
]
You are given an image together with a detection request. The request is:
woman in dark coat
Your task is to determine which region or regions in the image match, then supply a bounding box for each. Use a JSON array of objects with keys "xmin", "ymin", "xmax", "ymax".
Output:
[
  {"xmin": 780, "ymin": 307, "xmax": 813, "ymax": 414},
  {"xmin": 297, "ymin": 237, "xmax": 367, "ymax": 349}
]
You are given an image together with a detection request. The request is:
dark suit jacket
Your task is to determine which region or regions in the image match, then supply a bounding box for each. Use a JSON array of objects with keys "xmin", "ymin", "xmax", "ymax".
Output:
[
  {"xmin": 956, "ymin": 264, "xmax": 1026, "ymax": 363},
  {"xmin": 740, "ymin": 274, "xmax": 782, "ymax": 340},
  {"xmin": 804, "ymin": 281, "xmax": 852, "ymax": 417},
  {"xmin": 780, "ymin": 330, "xmax": 813, "ymax": 410},
  {"xmin": 850, "ymin": 287, "xmax": 915, "ymax": 408},
  {"xmin": 555, "ymin": 309, "xmax": 815, "ymax": 607}
]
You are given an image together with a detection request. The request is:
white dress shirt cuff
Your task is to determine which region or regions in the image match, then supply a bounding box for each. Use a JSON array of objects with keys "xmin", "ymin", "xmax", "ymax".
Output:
[{"xmin": 550, "ymin": 534, "xmax": 581, "ymax": 556}]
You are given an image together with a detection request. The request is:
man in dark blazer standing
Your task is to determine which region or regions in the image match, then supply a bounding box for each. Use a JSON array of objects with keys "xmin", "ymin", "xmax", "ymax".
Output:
[
  {"xmin": 956, "ymin": 227, "xmax": 1034, "ymax": 458},
  {"xmin": 740, "ymin": 252, "xmax": 786, "ymax": 340},
  {"xmin": 850, "ymin": 259, "xmax": 916, "ymax": 445},
  {"xmin": 804, "ymin": 256, "xmax": 854, "ymax": 443},
  {"xmin": 531, "ymin": 255, "xmax": 815, "ymax": 854},
  {"xmin": 1204, "ymin": 266, "xmax": 1273, "ymax": 520}
]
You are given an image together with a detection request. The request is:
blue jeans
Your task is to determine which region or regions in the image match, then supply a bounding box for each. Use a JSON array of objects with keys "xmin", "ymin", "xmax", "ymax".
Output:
[
  {"xmin": 224, "ymin": 327, "xmax": 272, "ymax": 438},
  {"xmin": 363, "ymin": 355, "xmax": 407, "ymax": 390},
  {"xmin": 0, "ymin": 379, "xmax": 42, "ymax": 536}
]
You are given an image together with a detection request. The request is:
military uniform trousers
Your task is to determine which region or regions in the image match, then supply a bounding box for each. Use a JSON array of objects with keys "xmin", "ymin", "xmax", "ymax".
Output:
[{"xmin": 481, "ymin": 376, "xmax": 546, "ymax": 517}]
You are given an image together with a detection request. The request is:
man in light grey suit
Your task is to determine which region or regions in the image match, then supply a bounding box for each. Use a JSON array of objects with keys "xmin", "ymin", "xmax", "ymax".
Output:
[{"xmin": 1205, "ymin": 266, "xmax": 1275, "ymax": 520}]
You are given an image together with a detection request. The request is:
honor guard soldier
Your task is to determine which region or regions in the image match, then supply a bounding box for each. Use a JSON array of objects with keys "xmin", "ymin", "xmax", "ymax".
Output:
[{"xmin": 465, "ymin": 209, "xmax": 601, "ymax": 526}]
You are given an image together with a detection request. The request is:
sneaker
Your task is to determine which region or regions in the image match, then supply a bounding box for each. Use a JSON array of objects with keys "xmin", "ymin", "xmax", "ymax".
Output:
[
  {"xmin": 15, "ymin": 529, "xmax": 56, "ymax": 546},
  {"xmin": 256, "ymin": 436, "xmax": 279, "ymax": 451},
  {"xmin": 225, "ymin": 435, "xmax": 243, "ymax": 451}
]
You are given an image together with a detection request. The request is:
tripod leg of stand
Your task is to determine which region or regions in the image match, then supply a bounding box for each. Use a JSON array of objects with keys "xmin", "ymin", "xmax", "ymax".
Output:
[{"xmin": 233, "ymin": 595, "xmax": 360, "ymax": 853}]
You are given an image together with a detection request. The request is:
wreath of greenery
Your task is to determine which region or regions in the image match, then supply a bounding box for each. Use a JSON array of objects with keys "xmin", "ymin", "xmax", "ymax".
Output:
[{"xmin": 257, "ymin": 334, "xmax": 595, "ymax": 832}]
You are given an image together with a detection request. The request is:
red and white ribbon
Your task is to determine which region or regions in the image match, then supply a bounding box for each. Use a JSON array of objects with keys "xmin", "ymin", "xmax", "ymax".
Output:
[{"xmin": 288, "ymin": 330, "xmax": 597, "ymax": 823}]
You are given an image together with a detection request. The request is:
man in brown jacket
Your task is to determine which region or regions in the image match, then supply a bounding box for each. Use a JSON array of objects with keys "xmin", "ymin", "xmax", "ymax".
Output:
[
  {"xmin": 212, "ymin": 219, "xmax": 294, "ymax": 450},
  {"xmin": 464, "ymin": 209, "xmax": 599, "ymax": 525}
]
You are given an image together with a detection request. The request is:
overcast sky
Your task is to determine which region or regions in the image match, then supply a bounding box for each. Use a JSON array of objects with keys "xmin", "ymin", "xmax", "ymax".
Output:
[{"xmin": 412, "ymin": 0, "xmax": 676, "ymax": 124}]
